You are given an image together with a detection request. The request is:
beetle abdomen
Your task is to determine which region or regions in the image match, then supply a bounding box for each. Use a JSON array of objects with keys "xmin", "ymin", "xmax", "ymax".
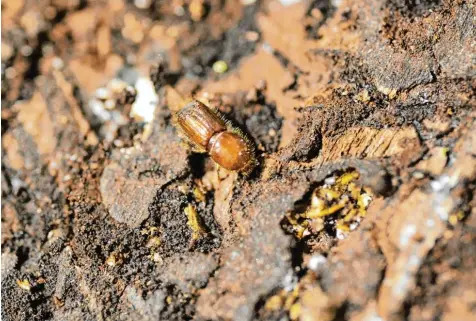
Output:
[{"xmin": 176, "ymin": 100, "xmax": 226, "ymax": 149}]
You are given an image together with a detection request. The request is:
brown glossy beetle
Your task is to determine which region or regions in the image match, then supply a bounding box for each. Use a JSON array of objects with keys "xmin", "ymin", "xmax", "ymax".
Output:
[{"xmin": 174, "ymin": 100, "xmax": 257, "ymax": 174}]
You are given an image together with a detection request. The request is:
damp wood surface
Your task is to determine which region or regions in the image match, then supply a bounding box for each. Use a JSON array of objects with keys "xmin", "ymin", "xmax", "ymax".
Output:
[{"xmin": 1, "ymin": 0, "xmax": 475, "ymax": 321}]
